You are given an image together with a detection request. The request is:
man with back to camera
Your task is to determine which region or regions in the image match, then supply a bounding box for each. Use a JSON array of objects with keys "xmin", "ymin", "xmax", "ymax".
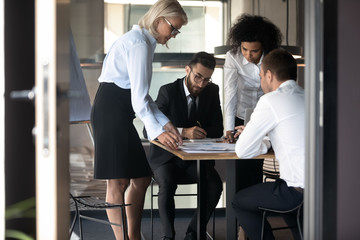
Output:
[
  {"xmin": 231, "ymin": 49, "xmax": 304, "ymax": 240},
  {"xmin": 145, "ymin": 52, "xmax": 223, "ymax": 240}
]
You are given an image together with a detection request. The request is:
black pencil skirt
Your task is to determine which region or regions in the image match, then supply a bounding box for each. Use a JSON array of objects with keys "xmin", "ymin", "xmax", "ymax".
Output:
[{"xmin": 90, "ymin": 82, "xmax": 152, "ymax": 179}]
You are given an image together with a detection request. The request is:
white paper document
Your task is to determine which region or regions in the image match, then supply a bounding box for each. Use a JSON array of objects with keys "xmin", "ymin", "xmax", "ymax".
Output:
[
  {"xmin": 179, "ymin": 140, "xmax": 236, "ymax": 153},
  {"xmin": 186, "ymin": 138, "xmax": 224, "ymax": 143}
]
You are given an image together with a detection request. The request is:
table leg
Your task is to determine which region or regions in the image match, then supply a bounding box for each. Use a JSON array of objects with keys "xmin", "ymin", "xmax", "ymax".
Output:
[
  {"xmin": 226, "ymin": 160, "xmax": 238, "ymax": 239},
  {"xmin": 197, "ymin": 160, "xmax": 207, "ymax": 240},
  {"xmin": 226, "ymin": 159, "xmax": 264, "ymax": 239}
]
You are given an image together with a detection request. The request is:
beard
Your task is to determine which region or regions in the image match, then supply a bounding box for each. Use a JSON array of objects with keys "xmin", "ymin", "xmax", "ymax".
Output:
[{"xmin": 186, "ymin": 76, "xmax": 203, "ymax": 97}]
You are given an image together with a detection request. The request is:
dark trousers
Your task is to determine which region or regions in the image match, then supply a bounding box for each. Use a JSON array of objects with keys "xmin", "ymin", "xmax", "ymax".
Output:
[
  {"xmin": 153, "ymin": 158, "xmax": 223, "ymax": 238},
  {"xmin": 232, "ymin": 179, "xmax": 303, "ymax": 240}
]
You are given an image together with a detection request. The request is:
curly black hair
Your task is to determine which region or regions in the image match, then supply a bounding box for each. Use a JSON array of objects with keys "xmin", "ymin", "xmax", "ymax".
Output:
[{"xmin": 227, "ymin": 14, "xmax": 283, "ymax": 56}]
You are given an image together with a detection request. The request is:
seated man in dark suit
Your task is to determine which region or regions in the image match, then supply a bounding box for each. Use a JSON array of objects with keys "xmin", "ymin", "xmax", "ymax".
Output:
[{"xmin": 146, "ymin": 52, "xmax": 223, "ymax": 240}]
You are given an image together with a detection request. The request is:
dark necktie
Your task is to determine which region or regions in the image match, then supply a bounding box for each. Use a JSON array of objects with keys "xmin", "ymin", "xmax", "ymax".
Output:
[{"xmin": 188, "ymin": 95, "xmax": 197, "ymax": 125}]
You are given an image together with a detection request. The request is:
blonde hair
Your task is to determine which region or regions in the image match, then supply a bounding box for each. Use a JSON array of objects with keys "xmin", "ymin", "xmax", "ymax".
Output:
[{"xmin": 138, "ymin": 0, "xmax": 188, "ymax": 40}]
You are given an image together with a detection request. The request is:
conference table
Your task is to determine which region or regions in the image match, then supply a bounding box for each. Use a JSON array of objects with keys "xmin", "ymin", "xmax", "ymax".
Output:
[{"xmin": 150, "ymin": 140, "xmax": 275, "ymax": 240}]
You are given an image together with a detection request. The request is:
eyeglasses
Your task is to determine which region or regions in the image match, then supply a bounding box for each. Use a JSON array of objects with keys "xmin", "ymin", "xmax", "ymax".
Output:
[
  {"xmin": 163, "ymin": 17, "xmax": 181, "ymax": 36},
  {"xmin": 190, "ymin": 68, "xmax": 212, "ymax": 84}
]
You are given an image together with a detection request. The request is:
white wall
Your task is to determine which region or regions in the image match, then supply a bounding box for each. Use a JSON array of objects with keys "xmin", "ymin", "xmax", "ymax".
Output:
[{"xmin": 231, "ymin": 0, "xmax": 299, "ymax": 46}]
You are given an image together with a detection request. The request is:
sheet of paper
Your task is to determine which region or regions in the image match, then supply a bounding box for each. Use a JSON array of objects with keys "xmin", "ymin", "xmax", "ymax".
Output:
[
  {"xmin": 179, "ymin": 141, "xmax": 236, "ymax": 153},
  {"xmin": 183, "ymin": 138, "xmax": 224, "ymax": 143}
]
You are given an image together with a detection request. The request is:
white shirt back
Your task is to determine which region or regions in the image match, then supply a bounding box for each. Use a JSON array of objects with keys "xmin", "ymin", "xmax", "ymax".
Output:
[{"xmin": 235, "ymin": 80, "xmax": 305, "ymax": 188}]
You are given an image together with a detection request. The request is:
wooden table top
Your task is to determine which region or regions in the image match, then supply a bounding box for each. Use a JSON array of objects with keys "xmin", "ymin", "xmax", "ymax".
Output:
[{"xmin": 150, "ymin": 140, "xmax": 275, "ymax": 160}]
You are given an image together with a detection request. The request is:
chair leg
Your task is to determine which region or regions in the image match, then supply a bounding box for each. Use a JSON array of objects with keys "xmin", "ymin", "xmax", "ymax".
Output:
[
  {"xmin": 260, "ymin": 210, "xmax": 267, "ymax": 240},
  {"xmin": 79, "ymin": 213, "xmax": 84, "ymax": 240},
  {"xmin": 212, "ymin": 210, "xmax": 215, "ymax": 239},
  {"xmin": 69, "ymin": 213, "xmax": 77, "ymax": 237},
  {"xmin": 205, "ymin": 210, "xmax": 216, "ymax": 240},
  {"xmin": 151, "ymin": 180, "xmax": 154, "ymax": 240},
  {"xmin": 297, "ymin": 207, "xmax": 303, "ymax": 240},
  {"xmin": 69, "ymin": 211, "xmax": 77, "ymax": 237},
  {"xmin": 69, "ymin": 199, "xmax": 79, "ymax": 237},
  {"xmin": 121, "ymin": 206, "xmax": 128, "ymax": 240}
]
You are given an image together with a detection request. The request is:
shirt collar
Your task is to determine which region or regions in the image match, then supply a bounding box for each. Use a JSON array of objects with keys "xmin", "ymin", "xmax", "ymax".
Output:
[
  {"xmin": 183, "ymin": 77, "xmax": 191, "ymax": 97},
  {"xmin": 241, "ymin": 52, "xmax": 264, "ymax": 67},
  {"xmin": 132, "ymin": 25, "xmax": 157, "ymax": 47},
  {"xmin": 277, "ymin": 79, "xmax": 296, "ymax": 91}
]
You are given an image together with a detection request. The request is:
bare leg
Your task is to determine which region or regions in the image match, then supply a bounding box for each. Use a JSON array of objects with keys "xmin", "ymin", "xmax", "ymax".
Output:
[
  {"xmin": 106, "ymin": 179, "xmax": 130, "ymax": 240},
  {"xmin": 238, "ymin": 226, "xmax": 248, "ymax": 240},
  {"xmin": 126, "ymin": 176, "xmax": 151, "ymax": 240}
]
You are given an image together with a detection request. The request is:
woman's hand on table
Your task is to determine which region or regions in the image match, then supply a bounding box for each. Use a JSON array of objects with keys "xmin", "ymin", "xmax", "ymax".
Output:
[{"xmin": 158, "ymin": 122, "xmax": 183, "ymax": 150}]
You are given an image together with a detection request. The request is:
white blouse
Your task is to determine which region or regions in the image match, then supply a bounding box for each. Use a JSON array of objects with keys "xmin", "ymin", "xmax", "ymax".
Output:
[
  {"xmin": 98, "ymin": 25, "xmax": 169, "ymax": 140},
  {"xmin": 223, "ymin": 50, "xmax": 264, "ymax": 131}
]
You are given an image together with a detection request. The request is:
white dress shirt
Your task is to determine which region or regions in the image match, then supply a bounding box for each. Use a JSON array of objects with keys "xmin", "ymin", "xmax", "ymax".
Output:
[
  {"xmin": 177, "ymin": 79, "xmax": 198, "ymax": 134},
  {"xmin": 224, "ymin": 51, "xmax": 264, "ymax": 131},
  {"xmin": 98, "ymin": 25, "xmax": 169, "ymax": 140},
  {"xmin": 235, "ymin": 80, "xmax": 305, "ymax": 188}
]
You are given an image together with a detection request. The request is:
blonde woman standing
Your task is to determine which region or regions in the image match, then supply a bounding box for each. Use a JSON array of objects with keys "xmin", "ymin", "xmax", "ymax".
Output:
[{"xmin": 91, "ymin": 1, "xmax": 187, "ymax": 239}]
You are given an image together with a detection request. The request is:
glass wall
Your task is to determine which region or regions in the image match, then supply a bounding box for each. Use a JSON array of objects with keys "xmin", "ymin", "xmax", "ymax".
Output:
[
  {"xmin": 69, "ymin": 0, "xmax": 225, "ymax": 209},
  {"xmin": 70, "ymin": 0, "xmax": 224, "ymax": 139}
]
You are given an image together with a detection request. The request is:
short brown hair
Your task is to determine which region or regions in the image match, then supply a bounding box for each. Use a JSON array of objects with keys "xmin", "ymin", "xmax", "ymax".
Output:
[
  {"xmin": 188, "ymin": 51, "xmax": 216, "ymax": 70},
  {"xmin": 262, "ymin": 49, "xmax": 297, "ymax": 81}
]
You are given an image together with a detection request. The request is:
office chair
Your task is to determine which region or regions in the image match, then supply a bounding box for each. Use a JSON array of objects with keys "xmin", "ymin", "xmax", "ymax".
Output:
[
  {"xmin": 262, "ymin": 157, "xmax": 280, "ymax": 182},
  {"xmin": 150, "ymin": 178, "xmax": 216, "ymax": 240},
  {"xmin": 70, "ymin": 193, "xmax": 130, "ymax": 239},
  {"xmin": 258, "ymin": 201, "xmax": 303, "ymax": 240}
]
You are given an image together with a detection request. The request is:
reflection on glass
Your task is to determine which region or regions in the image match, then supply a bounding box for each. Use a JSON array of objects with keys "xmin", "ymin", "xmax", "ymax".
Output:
[
  {"xmin": 70, "ymin": 0, "xmax": 225, "ymax": 209},
  {"xmin": 70, "ymin": 0, "xmax": 223, "ymax": 139}
]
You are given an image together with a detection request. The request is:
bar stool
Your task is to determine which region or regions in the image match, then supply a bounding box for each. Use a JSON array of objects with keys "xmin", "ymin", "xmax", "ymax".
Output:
[
  {"xmin": 258, "ymin": 201, "xmax": 303, "ymax": 240},
  {"xmin": 262, "ymin": 157, "xmax": 280, "ymax": 182},
  {"xmin": 70, "ymin": 194, "xmax": 131, "ymax": 240}
]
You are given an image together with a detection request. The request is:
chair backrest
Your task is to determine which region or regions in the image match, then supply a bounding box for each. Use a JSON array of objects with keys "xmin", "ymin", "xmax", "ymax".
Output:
[{"xmin": 69, "ymin": 30, "xmax": 92, "ymax": 123}]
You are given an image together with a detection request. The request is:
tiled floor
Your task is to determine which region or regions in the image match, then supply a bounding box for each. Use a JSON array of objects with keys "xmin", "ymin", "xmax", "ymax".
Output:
[
  {"xmin": 70, "ymin": 209, "xmax": 295, "ymax": 240},
  {"xmin": 70, "ymin": 146, "xmax": 106, "ymax": 199},
  {"xmin": 69, "ymin": 147, "xmax": 297, "ymax": 240}
]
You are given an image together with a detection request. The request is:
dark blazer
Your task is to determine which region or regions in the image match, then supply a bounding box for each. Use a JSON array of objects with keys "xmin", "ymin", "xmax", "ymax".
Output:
[{"xmin": 147, "ymin": 77, "xmax": 223, "ymax": 170}]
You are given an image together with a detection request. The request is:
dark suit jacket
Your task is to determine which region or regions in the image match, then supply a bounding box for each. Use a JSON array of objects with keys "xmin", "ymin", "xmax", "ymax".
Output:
[{"xmin": 147, "ymin": 77, "xmax": 223, "ymax": 170}]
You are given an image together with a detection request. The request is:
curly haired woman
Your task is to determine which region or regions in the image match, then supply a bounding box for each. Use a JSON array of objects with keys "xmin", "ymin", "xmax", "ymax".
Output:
[{"xmin": 223, "ymin": 14, "xmax": 282, "ymax": 195}]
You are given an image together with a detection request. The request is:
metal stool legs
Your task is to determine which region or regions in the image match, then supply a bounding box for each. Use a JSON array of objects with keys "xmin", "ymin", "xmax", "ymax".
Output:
[
  {"xmin": 70, "ymin": 194, "xmax": 129, "ymax": 240},
  {"xmin": 259, "ymin": 202, "xmax": 303, "ymax": 240},
  {"xmin": 150, "ymin": 178, "xmax": 216, "ymax": 239}
]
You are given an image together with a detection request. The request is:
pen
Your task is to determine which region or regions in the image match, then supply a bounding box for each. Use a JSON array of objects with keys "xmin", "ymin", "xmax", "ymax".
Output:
[
  {"xmin": 196, "ymin": 121, "xmax": 202, "ymax": 128},
  {"xmin": 231, "ymin": 129, "xmax": 237, "ymax": 134}
]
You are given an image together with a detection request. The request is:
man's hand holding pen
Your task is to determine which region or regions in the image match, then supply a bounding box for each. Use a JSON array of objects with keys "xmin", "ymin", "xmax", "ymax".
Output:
[
  {"xmin": 182, "ymin": 126, "xmax": 207, "ymax": 139},
  {"xmin": 181, "ymin": 120, "xmax": 207, "ymax": 139}
]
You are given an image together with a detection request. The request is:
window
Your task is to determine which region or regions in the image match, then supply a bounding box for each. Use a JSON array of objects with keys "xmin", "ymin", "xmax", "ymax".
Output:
[
  {"xmin": 71, "ymin": 0, "xmax": 224, "ymax": 139},
  {"xmin": 70, "ymin": 0, "xmax": 226, "ymax": 209}
]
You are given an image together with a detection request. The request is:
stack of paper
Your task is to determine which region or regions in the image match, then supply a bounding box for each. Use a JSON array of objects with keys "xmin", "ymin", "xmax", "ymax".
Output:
[{"xmin": 179, "ymin": 140, "xmax": 235, "ymax": 153}]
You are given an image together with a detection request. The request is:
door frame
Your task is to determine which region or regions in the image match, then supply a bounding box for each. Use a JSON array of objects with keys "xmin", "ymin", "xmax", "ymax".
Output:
[
  {"xmin": 304, "ymin": 0, "xmax": 324, "ymax": 238},
  {"xmin": 35, "ymin": 0, "xmax": 70, "ymax": 238},
  {"xmin": 0, "ymin": 1, "xmax": 5, "ymax": 237}
]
